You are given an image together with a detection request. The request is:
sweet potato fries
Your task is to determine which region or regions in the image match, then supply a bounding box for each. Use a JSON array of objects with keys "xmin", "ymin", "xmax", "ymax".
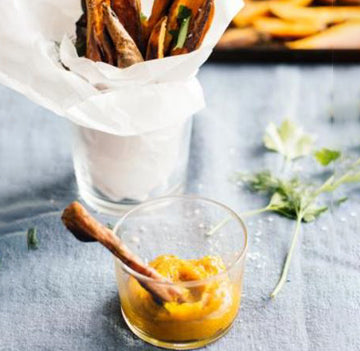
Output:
[
  {"xmin": 77, "ymin": 0, "xmax": 215, "ymax": 68},
  {"xmin": 217, "ymin": 0, "xmax": 360, "ymax": 50}
]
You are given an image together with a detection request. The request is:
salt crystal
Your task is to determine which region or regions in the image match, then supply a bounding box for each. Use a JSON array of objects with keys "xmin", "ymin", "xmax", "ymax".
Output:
[
  {"xmin": 350, "ymin": 212, "xmax": 356, "ymax": 217},
  {"xmin": 340, "ymin": 217, "xmax": 347, "ymax": 222},
  {"xmin": 229, "ymin": 147, "xmax": 236, "ymax": 155}
]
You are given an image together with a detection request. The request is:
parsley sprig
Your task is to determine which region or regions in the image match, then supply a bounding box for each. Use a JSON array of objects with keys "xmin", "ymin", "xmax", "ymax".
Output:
[
  {"xmin": 237, "ymin": 159, "xmax": 360, "ymax": 298},
  {"xmin": 208, "ymin": 119, "xmax": 360, "ymax": 298},
  {"xmin": 247, "ymin": 120, "xmax": 360, "ymax": 298}
]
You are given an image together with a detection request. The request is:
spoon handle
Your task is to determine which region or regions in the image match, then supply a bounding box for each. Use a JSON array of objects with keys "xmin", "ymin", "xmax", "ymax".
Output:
[{"xmin": 61, "ymin": 202, "xmax": 185, "ymax": 303}]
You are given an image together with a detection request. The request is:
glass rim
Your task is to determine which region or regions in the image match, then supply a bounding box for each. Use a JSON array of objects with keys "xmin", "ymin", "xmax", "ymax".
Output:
[{"xmin": 113, "ymin": 194, "xmax": 248, "ymax": 287}]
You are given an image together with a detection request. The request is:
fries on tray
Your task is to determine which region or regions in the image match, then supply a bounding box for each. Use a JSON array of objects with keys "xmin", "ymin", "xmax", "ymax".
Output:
[{"xmin": 216, "ymin": 0, "xmax": 360, "ymax": 50}]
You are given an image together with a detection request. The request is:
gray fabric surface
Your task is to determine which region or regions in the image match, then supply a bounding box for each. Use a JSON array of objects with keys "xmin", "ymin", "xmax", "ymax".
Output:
[{"xmin": 1, "ymin": 63, "xmax": 360, "ymax": 351}]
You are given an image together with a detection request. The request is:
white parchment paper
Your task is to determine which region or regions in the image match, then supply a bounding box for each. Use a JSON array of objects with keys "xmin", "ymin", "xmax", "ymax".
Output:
[
  {"xmin": 0, "ymin": 0, "xmax": 243, "ymax": 136},
  {"xmin": 0, "ymin": 0, "xmax": 243, "ymax": 203}
]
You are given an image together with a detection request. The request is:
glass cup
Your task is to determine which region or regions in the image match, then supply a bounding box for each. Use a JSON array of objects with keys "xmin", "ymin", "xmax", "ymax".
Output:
[
  {"xmin": 113, "ymin": 195, "xmax": 247, "ymax": 350},
  {"xmin": 72, "ymin": 118, "xmax": 193, "ymax": 215}
]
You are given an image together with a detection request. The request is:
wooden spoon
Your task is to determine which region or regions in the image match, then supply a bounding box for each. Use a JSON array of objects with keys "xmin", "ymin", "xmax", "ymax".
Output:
[{"xmin": 61, "ymin": 202, "xmax": 186, "ymax": 304}]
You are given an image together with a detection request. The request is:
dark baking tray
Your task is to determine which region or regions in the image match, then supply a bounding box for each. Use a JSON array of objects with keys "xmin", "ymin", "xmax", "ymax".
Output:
[{"xmin": 210, "ymin": 47, "xmax": 360, "ymax": 64}]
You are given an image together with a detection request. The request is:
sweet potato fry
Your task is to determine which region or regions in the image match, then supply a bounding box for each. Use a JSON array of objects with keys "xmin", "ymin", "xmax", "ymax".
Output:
[
  {"xmin": 317, "ymin": 0, "xmax": 360, "ymax": 4},
  {"xmin": 111, "ymin": 0, "xmax": 142, "ymax": 47},
  {"xmin": 289, "ymin": 0, "xmax": 315, "ymax": 6},
  {"xmin": 102, "ymin": 3, "xmax": 144, "ymax": 68},
  {"xmin": 286, "ymin": 21, "xmax": 360, "ymax": 49},
  {"xmin": 216, "ymin": 28, "xmax": 261, "ymax": 49},
  {"xmin": 232, "ymin": 2, "xmax": 270, "ymax": 28},
  {"xmin": 85, "ymin": 0, "xmax": 104, "ymax": 61},
  {"xmin": 87, "ymin": 27, "xmax": 103, "ymax": 61},
  {"xmin": 270, "ymin": 3, "xmax": 360, "ymax": 25},
  {"xmin": 164, "ymin": 0, "xmax": 205, "ymax": 53},
  {"xmin": 146, "ymin": 16, "xmax": 168, "ymax": 60},
  {"xmin": 253, "ymin": 17, "xmax": 324, "ymax": 38},
  {"xmin": 102, "ymin": 30, "xmax": 117, "ymax": 65},
  {"xmin": 232, "ymin": 0, "xmax": 314, "ymax": 29},
  {"xmin": 172, "ymin": 0, "xmax": 215, "ymax": 55},
  {"xmin": 145, "ymin": 0, "xmax": 173, "ymax": 40},
  {"xmin": 85, "ymin": 0, "xmax": 115, "ymax": 62}
]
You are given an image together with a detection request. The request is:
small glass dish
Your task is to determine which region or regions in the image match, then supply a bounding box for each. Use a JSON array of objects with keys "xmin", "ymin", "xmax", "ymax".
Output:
[
  {"xmin": 114, "ymin": 195, "xmax": 247, "ymax": 350},
  {"xmin": 72, "ymin": 118, "xmax": 192, "ymax": 215}
]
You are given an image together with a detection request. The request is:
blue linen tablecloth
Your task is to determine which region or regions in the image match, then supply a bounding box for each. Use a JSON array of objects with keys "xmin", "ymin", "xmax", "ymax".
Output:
[{"xmin": 1, "ymin": 64, "xmax": 360, "ymax": 351}]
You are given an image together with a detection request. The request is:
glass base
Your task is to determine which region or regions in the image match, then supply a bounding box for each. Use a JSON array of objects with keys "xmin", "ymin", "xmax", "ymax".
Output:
[
  {"xmin": 77, "ymin": 182, "xmax": 185, "ymax": 216},
  {"xmin": 121, "ymin": 308, "xmax": 234, "ymax": 350}
]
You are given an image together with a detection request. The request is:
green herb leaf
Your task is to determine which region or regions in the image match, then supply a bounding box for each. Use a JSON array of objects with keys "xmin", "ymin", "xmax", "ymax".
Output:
[
  {"xmin": 316, "ymin": 160, "xmax": 360, "ymax": 194},
  {"xmin": 302, "ymin": 204, "xmax": 328, "ymax": 222},
  {"xmin": 27, "ymin": 228, "xmax": 39, "ymax": 250},
  {"xmin": 173, "ymin": 6, "xmax": 192, "ymax": 50},
  {"xmin": 237, "ymin": 171, "xmax": 299, "ymax": 194},
  {"xmin": 106, "ymin": 223, "xmax": 114, "ymax": 230},
  {"xmin": 314, "ymin": 148, "xmax": 341, "ymax": 166},
  {"xmin": 263, "ymin": 119, "xmax": 315, "ymax": 161},
  {"xmin": 140, "ymin": 12, "xmax": 147, "ymax": 21},
  {"xmin": 335, "ymin": 196, "xmax": 348, "ymax": 206},
  {"xmin": 236, "ymin": 171, "xmax": 328, "ymax": 223},
  {"xmin": 174, "ymin": 16, "xmax": 191, "ymax": 49},
  {"xmin": 177, "ymin": 5, "xmax": 192, "ymax": 20},
  {"xmin": 169, "ymin": 29, "xmax": 179, "ymax": 42}
]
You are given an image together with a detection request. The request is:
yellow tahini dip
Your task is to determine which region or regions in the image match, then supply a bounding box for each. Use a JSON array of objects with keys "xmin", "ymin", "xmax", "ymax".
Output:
[{"xmin": 121, "ymin": 255, "xmax": 241, "ymax": 342}]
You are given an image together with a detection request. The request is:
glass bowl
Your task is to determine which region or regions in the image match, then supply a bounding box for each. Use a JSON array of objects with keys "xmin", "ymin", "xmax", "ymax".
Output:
[
  {"xmin": 72, "ymin": 118, "xmax": 193, "ymax": 215},
  {"xmin": 113, "ymin": 195, "xmax": 247, "ymax": 350}
]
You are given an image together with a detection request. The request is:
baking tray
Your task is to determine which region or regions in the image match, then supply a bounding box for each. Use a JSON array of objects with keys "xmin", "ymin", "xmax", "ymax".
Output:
[{"xmin": 210, "ymin": 48, "xmax": 360, "ymax": 64}]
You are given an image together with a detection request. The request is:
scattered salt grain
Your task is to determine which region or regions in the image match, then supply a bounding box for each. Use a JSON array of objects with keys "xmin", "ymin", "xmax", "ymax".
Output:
[
  {"xmin": 229, "ymin": 147, "xmax": 236, "ymax": 155},
  {"xmin": 131, "ymin": 236, "xmax": 140, "ymax": 244}
]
